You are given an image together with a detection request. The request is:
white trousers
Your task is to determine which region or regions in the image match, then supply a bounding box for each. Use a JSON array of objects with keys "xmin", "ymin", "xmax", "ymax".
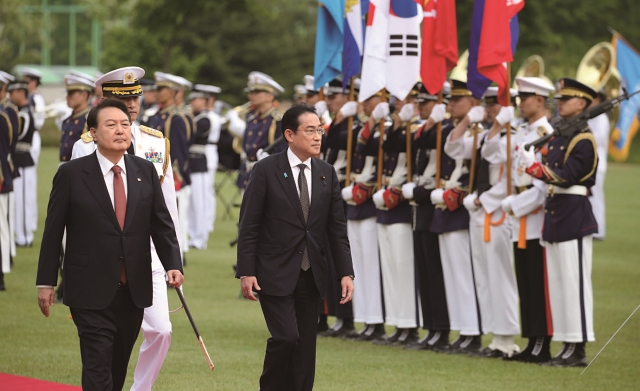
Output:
[
  {"xmin": 439, "ymin": 230, "xmax": 481, "ymax": 336},
  {"xmin": 347, "ymin": 217, "xmax": 384, "ymax": 324},
  {"xmin": 544, "ymin": 236, "xmax": 595, "ymax": 343},
  {"xmin": 469, "ymin": 222, "xmax": 520, "ymax": 336},
  {"xmin": 205, "ymin": 146, "xmax": 218, "ymax": 232},
  {"xmin": 0, "ymin": 194, "xmax": 10, "ymax": 273},
  {"xmin": 131, "ymin": 267, "xmax": 172, "ymax": 391},
  {"xmin": 378, "ymin": 222, "xmax": 417, "ymax": 328},
  {"xmin": 8, "ymin": 192, "xmax": 15, "ymax": 257},
  {"xmin": 589, "ymin": 171, "xmax": 606, "ymax": 239},
  {"xmin": 188, "ymin": 173, "xmax": 209, "ymax": 249},
  {"xmin": 176, "ymin": 186, "xmax": 191, "ymax": 256},
  {"xmin": 13, "ymin": 166, "xmax": 38, "ymax": 245}
]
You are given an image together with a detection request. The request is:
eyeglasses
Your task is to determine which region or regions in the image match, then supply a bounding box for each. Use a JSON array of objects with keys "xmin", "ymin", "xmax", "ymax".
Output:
[{"xmin": 290, "ymin": 127, "xmax": 325, "ymax": 136}]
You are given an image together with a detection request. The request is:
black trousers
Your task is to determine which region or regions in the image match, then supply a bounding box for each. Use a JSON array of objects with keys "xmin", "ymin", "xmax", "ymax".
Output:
[
  {"xmin": 413, "ymin": 230, "xmax": 450, "ymax": 331},
  {"xmin": 323, "ymin": 242, "xmax": 353, "ymax": 319},
  {"xmin": 70, "ymin": 287, "xmax": 144, "ymax": 391},
  {"xmin": 259, "ymin": 269, "xmax": 321, "ymax": 391},
  {"xmin": 514, "ymin": 239, "xmax": 552, "ymax": 338}
]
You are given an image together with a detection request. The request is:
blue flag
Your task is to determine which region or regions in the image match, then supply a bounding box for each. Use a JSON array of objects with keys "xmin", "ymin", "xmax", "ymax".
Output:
[
  {"xmin": 610, "ymin": 35, "xmax": 640, "ymax": 161},
  {"xmin": 314, "ymin": 1, "xmax": 345, "ymax": 91},
  {"xmin": 342, "ymin": 0, "xmax": 368, "ymax": 90}
]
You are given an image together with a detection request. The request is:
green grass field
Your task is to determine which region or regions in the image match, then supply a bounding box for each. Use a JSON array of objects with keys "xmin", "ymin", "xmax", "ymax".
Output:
[{"xmin": 1, "ymin": 148, "xmax": 639, "ymax": 390}]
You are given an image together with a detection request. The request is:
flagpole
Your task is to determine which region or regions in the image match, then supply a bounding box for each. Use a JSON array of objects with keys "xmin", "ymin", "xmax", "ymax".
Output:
[
  {"xmin": 376, "ymin": 90, "xmax": 387, "ymax": 190},
  {"xmin": 406, "ymin": 114, "xmax": 413, "ymax": 183},
  {"xmin": 345, "ymin": 76, "xmax": 356, "ymax": 186},
  {"xmin": 435, "ymin": 91, "xmax": 443, "ymax": 188},
  {"xmin": 506, "ymin": 62, "xmax": 512, "ymax": 196}
]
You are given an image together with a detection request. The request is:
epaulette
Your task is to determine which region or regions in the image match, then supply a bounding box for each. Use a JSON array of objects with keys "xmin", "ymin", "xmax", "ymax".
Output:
[
  {"xmin": 81, "ymin": 132, "xmax": 94, "ymax": 143},
  {"xmin": 140, "ymin": 125, "xmax": 164, "ymax": 138},
  {"xmin": 537, "ymin": 126, "xmax": 549, "ymax": 138}
]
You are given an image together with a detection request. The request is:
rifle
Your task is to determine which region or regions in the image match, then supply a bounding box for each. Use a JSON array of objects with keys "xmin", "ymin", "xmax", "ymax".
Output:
[{"xmin": 525, "ymin": 89, "xmax": 640, "ymax": 150}]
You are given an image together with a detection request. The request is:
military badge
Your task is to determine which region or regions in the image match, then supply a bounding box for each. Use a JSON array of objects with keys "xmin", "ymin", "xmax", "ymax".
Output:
[{"xmin": 144, "ymin": 147, "xmax": 164, "ymax": 163}]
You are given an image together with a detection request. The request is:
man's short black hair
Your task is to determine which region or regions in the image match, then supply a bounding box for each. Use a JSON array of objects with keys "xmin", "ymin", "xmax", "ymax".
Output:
[
  {"xmin": 281, "ymin": 103, "xmax": 317, "ymax": 137},
  {"xmin": 87, "ymin": 98, "xmax": 131, "ymax": 130}
]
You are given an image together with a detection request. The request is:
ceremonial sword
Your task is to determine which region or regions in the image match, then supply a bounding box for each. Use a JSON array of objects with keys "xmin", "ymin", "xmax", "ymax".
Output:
[{"xmin": 175, "ymin": 287, "xmax": 215, "ymax": 370}]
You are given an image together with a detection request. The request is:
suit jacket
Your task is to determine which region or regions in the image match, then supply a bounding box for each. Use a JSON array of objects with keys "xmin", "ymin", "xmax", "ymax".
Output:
[
  {"xmin": 236, "ymin": 150, "xmax": 353, "ymax": 297},
  {"xmin": 36, "ymin": 152, "xmax": 183, "ymax": 310}
]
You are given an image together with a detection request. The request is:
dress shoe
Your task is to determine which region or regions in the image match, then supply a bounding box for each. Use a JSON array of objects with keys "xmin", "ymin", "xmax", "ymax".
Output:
[
  {"xmin": 392, "ymin": 328, "xmax": 420, "ymax": 346},
  {"xmin": 539, "ymin": 342, "xmax": 569, "ymax": 367},
  {"xmin": 321, "ymin": 318, "xmax": 356, "ymax": 338},
  {"xmin": 547, "ymin": 343, "xmax": 587, "ymax": 368},
  {"xmin": 352, "ymin": 323, "xmax": 386, "ymax": 342},
  {"xmin": 474, "ymin": 347, "xmax": 508, "ymax": 359},
  {"xmin": 372, "ymin": 327, "xmax": 400, "ymax": 345},
  {"xmin": 505, "ymin": 336, "xmax": 551, "ymax": 363},
  {"xmin": 344, "ymin": 324, "xmax": 371, "ymax": 340},
  {"xmin": 442, "ymin": 335, "xmax": 482, "ymax": 355},
  {"xmin": 317, "ymin": 315, "xmax": 329, "ymax": 334}
]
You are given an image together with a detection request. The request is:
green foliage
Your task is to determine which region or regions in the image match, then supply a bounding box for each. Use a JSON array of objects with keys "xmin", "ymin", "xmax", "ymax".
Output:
[{"xmin": 1, "ymin": 148, "xmax": 640, "ymax": 390}]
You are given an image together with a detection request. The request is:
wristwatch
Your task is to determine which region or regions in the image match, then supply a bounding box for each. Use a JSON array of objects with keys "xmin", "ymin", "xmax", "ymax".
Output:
[{"xmin": 348, "ymin": 275, "xmax": 355, "ymax": 281}]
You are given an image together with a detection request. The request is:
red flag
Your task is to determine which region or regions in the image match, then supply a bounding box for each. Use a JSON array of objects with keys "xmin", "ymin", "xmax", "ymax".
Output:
[
  {"xmin": 417, "ymin": 0, "xmax": 458, "ymax": 95},
  {"xmin": 478, "ymin": 0, "xmax": 524, "ymax": 106}
]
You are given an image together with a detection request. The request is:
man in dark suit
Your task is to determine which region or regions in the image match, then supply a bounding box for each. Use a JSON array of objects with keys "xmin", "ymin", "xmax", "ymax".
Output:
[
  {"xmin": 236, "ymin": 103, "xmax": 354, "ymax": 391},
  {"xmin": 36, "ymin": 98, "xmax": 184, "ymax": 391}
]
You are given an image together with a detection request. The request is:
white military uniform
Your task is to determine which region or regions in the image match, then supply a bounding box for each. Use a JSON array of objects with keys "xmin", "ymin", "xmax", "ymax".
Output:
[
  {"xmin": 13, "ymin": 105, "xmax": 39, "ymax": 246},
  {"xmin": 72, "ymin": 122, "xmax": 181, "ymax": 391},
  {"xmin": 446, "ymin": 128, "xmax": 520, "ymax": 350},
  {"xmin": 587, "ymin": 113, "xmax": 609, "ymax": 240},
  {"xmin": 205, "ymin": 109, "xmax": 221, "ymax": 233}
]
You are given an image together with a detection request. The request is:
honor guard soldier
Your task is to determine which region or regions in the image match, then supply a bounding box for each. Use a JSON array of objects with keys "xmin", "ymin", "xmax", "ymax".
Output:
[
  {"xmin": 369, "ymin": 88, "xmax": 421, "ymax": 346},
  {"xmin": 0, "ymin": 72, "xmax": 19, "ymax": 265},
  {"xmin": 449, "ymin": 99, "xmax": 520, "ymax": 359},
  {"xmin": 21, "ymin": 68, "xmax": 46, "ymax": 131},
  {"xmin": 145, "ymin": 72, "xmax": 193, "ymax": 260},
  {"xmin": 402, "ymin": 82, "xmax": 452, "ymax": 351},
  {"xmin": 317, "ymin": 77, "xmax": 363, "ymax": 337},
  {"xmin": 138, "ymin": 78, "xmax": 159, "ymax": 124},
  {"xmin": 0, "ymin": 71, "xmax": 18, "ymax": 291},
  {"xmin": 59, "ymin": 74, "xmax": 95, "ymax": 163},
  {"xmin": 204, "ymin": 86, "xmax": 222, "ymax": 235},
  {"xmin": 520, "ymin": 78, "xmax": 599, "ymax": 367},
  {"xmin": 499, "ymin": 76, "xmax": 555, "ymax": 363},
  {"xmin": 8, "ymin": 81, "xmax": 38, "ymax": 247},
  {"xmin": 187, "ymin": 84, "xmax": 221, "ymax": 249},
  {"xmin": 71, "ymin": 66, "xmax": 183, "ymax": 390},
  {"xmin": 293, "ymin": 84, "xmax": 308, "ymax": 104},
  {"xmin": 482, "ymin": 87, "xmax": 519, "ymax": 129},
  {"xmin": 429, "ymin": 80, "xmax": 483, "ymax": 354},
  {"xmin": 226, "ymin": 71, "xmax": 284, "ymax": 190},
  {"xmin": 341, "ymin": 89, "xmax": 386, "ymax": 341}
]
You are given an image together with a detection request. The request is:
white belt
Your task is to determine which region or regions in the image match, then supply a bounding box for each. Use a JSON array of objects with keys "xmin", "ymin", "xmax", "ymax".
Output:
[
  {"xmin": 548, "ymin": 185, "xmax": 588, "ymax": 196},
  {"xmin": 189, "ymin": 144, "xmax": 207, "ymax": 154},
  {"xmin": 16, "ymin": 142, "xmax": 31, "ymax": 152}
]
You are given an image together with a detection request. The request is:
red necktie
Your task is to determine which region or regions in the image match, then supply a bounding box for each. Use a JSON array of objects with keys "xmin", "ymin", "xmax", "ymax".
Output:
[{"xmin": 112, "ymin": 166, "xmax": 127, "ymax": 284}]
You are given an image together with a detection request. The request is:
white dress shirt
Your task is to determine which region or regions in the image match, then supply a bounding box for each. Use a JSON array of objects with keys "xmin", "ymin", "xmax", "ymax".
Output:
[
  {"xmin": 95, "ymin": 149, "xmax": 128, "ymax": 207},
  {"xmin": 287, "ymin": 147, "xmax": 312, "ymax": 202}
]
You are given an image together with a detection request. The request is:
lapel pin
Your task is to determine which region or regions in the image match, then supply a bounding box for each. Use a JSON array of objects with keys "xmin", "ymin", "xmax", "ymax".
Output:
[
  {"xmin": 284, "ymin": 172, "xmax": 288, "ymax": 178},
  {"xmin": 321, "ymin": 175, "xmax": 326, "ymax": 186}
]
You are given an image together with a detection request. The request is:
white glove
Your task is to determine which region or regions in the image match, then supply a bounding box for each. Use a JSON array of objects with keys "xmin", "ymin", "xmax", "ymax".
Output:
[
  {"xmin": 463, "ymin": 194, "xmax": 480, "ymax": 211},
  {"xmin": 256, "ymin": 148, "xmax": 269, "ymax": 161},
  {"xmin": 341, "ymin": 185, "xmax": 354, "ymax": 202},
  {"xmin": 495, "ymin": 106, "xmax": 515, "ymax": 126},
  {"xmin": 430, "ymin": 188, "xmax": 444, "ymax": 205},
  {"xmin": 402, "ymin": 182, "xmax": 417, "ymax": 200},
  {"xmin": 398, "ymin": 103, "xmax": 415, "ymax": 122},
  {"xmin": 428, "ymin": 104, "xmax": 447, "ymax": 123},
  {"xmin": 501, "ymin": 195, "xmax": 515, "ymax": 214},
  {"xmin": 315, "ymin": 100, "xmax": 328, "ymax": 118},
  {"xmin": 423, "ymin": 177, "xmax": 436, "ymax": 190},
  {"xmin": 372, "ymin": 189, "xmax": 386, "ymax": 208},
  {"xmin": 226, "ymin": 109, "xmax": 246, "ymax": 137},
  {"xmin": 372, "ymin": 102, "xmax": 390, "ymax": 121},
  {"xmin": 520, "ymin": 145, "xmax": 536, "ymax": 169},
  {"xmin": 339, "ymin": 101, "xmax": 358, "ymax": 118},
  {"xmin": 467, "ymin": 106, "xmax": 485, "ymax": 123}
]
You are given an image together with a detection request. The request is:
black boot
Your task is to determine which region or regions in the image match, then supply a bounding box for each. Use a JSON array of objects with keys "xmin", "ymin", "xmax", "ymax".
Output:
[
  {"xmin": 552, "ymin": 342, "xmax": 587, "ymax": 368},
  {"xmin": 344, "ymin": 324, "xmax": 371, "ymax": 340},
  {"xmin": 404, "ymin": 330, "xmax": 431, "ymax": 351},
  {"xmin": 324, "ymin": 317, "xmax": 356, "ymax": 338},
  {"xmin": 506, "ymin": 336, "xmax": 551, "ymax": 363},
  {"xmin": 392, "ymin": 328, "xmax": 420, "ymax": 346},
  {"xmin": 354, "ymin": 323, "xmax": 386, "ymax": 342},
  {"xmin": 540, "ymin": 342, "xmax": 569, "ymax": 366},
  {"xmin": 372, "ymin": 327, "xmax": 400, "ymax": 345},
  {"xmin": 440, "ymin": 335, "xmax": 482, "ymax": 355}
]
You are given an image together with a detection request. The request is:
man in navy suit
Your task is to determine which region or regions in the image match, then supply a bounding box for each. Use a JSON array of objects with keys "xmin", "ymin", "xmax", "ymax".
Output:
[
  {"xmin": 36, "ymin": 98, "xmax": 183, "ymax": 391},
  {"xmin": 236, "ymin": 103, "xmax": 354, "ymax": 391}
]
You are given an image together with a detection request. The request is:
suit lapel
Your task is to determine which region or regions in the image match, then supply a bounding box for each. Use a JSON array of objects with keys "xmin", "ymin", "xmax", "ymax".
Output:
[
  {"xmin": 275, "ymin": 151, "xmax": 305, "ymax": 225},
  {"xmin": 309, "ymin": 158, "xmax": 324, "ymax": 222},
  {"xmin": 123, "ymin": 155, "xmax": 141, "ymax": 233},
  {"xmin": 83, "ymin": 152, "xmax": 121, "ymax": 232}
]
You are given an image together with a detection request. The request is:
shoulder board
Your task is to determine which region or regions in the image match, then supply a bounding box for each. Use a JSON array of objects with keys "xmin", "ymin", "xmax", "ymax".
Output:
[
  {"xmin": 271, "ymin": 110, "xmax": 283, "ymax": 121},
  {"xmin": 140, "ymin": 125, "xmax": 164, "ymax": 138},
  {"xmin": 81, "ymin": 132, "xmax": 94, "ymax": 143},
  {"xmin": 537, "ymin": 126, "xmax": 549, "ymax": 138}
]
